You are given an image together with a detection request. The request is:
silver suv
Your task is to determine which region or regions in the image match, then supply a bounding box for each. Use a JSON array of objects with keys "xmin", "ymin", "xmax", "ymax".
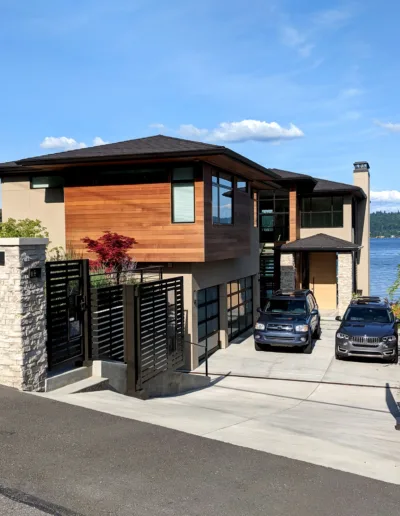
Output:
[{"xmin": 335, "ymin": 297, "xmax": 399, "ymax": 363}]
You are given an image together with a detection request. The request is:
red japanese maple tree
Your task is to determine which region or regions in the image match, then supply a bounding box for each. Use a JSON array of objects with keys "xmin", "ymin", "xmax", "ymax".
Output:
[{"xmin": 82, "ymin": 231, "xmax": 136, "ymax": 278}]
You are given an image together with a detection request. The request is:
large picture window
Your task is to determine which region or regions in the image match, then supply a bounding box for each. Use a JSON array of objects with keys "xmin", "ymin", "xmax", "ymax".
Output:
[
  {"xmin": 172, "ymin": 167, "xmax": 195, "ymax": 223},
  {"xmin": 197, "ymin": 286, "xmax": 219, "ymax": 343},
  {"xmin": 301, "ymin": 196, "xmax": 343, "ymax": 228},
  {"xmin": 259, "ymin": 193, "xmax": 289, "ymax": 242},
  {"xmin": 31, "ymin": 176, "xmax": 64, "ymax": 189},
  {"xmin": 227, "ymin": 276, "xmax": 253, "ymax": 341},
  {"xmin": 212, "ymin": 172, "xmax": 233, "ymax": 224}
]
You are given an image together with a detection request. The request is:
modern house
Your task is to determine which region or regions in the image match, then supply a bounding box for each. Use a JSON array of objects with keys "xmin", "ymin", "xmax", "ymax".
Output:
[
  {"xmin": 0, "ymin": 136, "xmax": 370, "ymax": 368},
  {"xmin": 258, "ymin": 162, "xmax": 370, "ymax": 315}
]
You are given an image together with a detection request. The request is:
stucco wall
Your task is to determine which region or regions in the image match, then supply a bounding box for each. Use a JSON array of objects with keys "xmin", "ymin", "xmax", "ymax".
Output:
[
  {"xmin": 353, "ymin": 171, "xmax": 370, "ymax": 296},
  {"xmin": 163, "ymin": 226, "xmax": 260, "ymax": 369},
  {"xmin": 300, "ymin": 195, "xmax": 353, "ymax": 241},
  {"xmin": 1, "ymin": 177, "xmax": 66, "ymax": 251}
]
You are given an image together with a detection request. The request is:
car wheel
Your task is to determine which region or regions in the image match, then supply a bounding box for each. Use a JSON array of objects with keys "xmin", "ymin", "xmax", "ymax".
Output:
[
  {"xmin": 255, "ymin": 341, "xmax": 265, "ymax": 351},
  {"xmin": 313, "ymin": 322, "xmax": 322, "ymax": 340},
  {"xmin": 335, "ymin": 346, "xmax": 343, "ymax": 360},
  {"xmin": 388, "ymin": 348, "xmax": 398, "ymax": 364},
  {"xmin": 303, "ymin": 336, "xmax": 313, "ymax": 354}
]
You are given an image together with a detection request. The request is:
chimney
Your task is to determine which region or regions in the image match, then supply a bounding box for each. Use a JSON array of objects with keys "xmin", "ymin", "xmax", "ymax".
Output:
[{"xmin": 353, "ymin": 161, "xmax": 370, "ymax": 296}]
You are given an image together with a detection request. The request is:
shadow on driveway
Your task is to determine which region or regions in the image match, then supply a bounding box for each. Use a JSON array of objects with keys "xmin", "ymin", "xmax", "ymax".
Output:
[
  {"xmin": 257, "ymin": 338, "xmax": 318, "ymax": 355},
  {"xmin": 385, "ymin": 382, "xmax": 400, "ymax": 430}
]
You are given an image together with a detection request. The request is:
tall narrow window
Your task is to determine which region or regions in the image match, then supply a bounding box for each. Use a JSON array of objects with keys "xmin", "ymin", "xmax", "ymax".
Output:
[
  {"xmin": 172, "ymin": 167, "xmax": 195, "ymax": 223},
  {"xmin": 212, "ymin": 172, "xmax": 233, "ymax": 224}
]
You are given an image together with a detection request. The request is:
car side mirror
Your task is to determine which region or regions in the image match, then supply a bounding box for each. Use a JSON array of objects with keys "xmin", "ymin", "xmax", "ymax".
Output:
[
  {"xmin": 396, "ymin": 318, "xmax": 400, "ymax": 324},
  {"xmin": 335, "ymin": 316, "xmax": 342, "ymax": 321},
  {"xmin": 257, "ymin": 307, "xmax": 263, "ymax": 314},
  {"xmin": 311, "ymin": 309, "xmax": 318, "ymax": 316}
]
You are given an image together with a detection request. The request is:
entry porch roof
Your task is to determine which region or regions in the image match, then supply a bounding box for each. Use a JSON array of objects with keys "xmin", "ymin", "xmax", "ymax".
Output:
[{"xmin": 280, "ymin": 233, "xmax": 361, "ymax": 252}]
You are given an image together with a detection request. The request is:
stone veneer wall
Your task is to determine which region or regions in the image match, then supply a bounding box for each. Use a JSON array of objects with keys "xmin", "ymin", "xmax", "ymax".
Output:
[
  {"xmin": 338, "ymin": 252, "xmax": 353, "ymax": 316},
  {"xmin": 280, "ymin": 253, "xmax": 296, "ymax": 291},
  {"xmin": 0, "ymin": 238, "xmax": 48, "ymax": 391}
]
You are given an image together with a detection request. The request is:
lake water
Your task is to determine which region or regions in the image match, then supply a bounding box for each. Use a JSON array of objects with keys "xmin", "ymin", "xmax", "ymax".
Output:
[{"xmin": 370, "ymin": 239, "xmax": 400, "ymax": 298}]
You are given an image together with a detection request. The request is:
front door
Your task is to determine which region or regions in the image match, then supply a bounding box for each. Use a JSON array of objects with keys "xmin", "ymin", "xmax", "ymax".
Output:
[{"xmin": 309, "ymin": 252, "xmax": 337, "ymax": 310}]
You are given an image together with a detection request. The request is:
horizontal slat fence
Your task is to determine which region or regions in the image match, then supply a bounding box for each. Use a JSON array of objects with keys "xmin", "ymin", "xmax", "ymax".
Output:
[
  {"xmin": 90, "ymin": 266, "xmax": 163, "ymax": 362},
  {"xmin": 91, "ymin": 286, "xmax": 125, "ymax": 362},
  {"xmin": 136, "ymin": 277, "xmax": 184, "ymax": 387}
]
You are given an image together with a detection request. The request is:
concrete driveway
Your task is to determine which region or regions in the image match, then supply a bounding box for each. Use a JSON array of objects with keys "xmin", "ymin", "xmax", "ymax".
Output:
[
  {"xmin": 195, "ymin": 319, "xmax": 400, "ymax": 387},
  {"xmin": 41, "ymin": 320, "xmax": 400, "ymax": 486}
]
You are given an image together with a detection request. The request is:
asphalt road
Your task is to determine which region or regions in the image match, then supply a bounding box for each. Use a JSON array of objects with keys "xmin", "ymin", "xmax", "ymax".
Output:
[
  {"xmin": 0, "ymin": 386, "xmax": 399, "ymax": 516},
  {"xmin": 0, "ymin": 494, "xmax": 47, "ymax": 515}
]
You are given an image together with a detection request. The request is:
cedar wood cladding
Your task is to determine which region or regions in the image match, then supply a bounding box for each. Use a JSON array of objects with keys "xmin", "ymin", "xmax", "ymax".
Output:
[
  {"xmin": 65, "ymin": 172, "xmax": 205, "ymax": 263},
  {"xmin": 65, "ymin": 163, "xmax": 254, "ymax": 263}
]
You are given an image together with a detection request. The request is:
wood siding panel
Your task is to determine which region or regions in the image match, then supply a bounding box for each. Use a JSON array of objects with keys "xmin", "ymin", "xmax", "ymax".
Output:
[
  {"xmin": 204, "ymin": 164, "xmax": 252, "ymax": 261},
  {"xmin": 289, "ymin": 185, "xmax": 300, "ymax": 242},
  {"xmin": 65, "ymin": 180, "xmax": 205, "ymax": 262}
]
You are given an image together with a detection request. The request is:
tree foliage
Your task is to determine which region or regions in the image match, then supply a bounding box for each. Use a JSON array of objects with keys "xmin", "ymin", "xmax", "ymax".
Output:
[
  {"xmin": 82, "ymin": 231, "xmax": 136, "ymax": 275},
  {"xmin": 371, "ymin": 211, "xmax": 400, "ymax": 238},
  {"xmin": 0, "ymin": 218, "xmax": 49, "ymax": 238}
]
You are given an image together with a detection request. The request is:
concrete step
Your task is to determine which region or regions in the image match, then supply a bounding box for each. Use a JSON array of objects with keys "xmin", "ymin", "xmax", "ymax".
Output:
[
  {"xmin": 45, "ymin": 366, "xmax": 92, "ymax": 392},
  {"xmin": 48, "ymin": 376, "xmax": 109, "ymax": 395}
]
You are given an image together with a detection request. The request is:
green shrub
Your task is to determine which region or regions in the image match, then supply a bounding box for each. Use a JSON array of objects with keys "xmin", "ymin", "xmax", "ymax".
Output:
[{"xmin": 0, "ymin": 218, "xmax": 49, "ymax": 238}]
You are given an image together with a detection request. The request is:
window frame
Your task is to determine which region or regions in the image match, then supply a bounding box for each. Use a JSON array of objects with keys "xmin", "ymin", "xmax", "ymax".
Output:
[
  {"xmin": 227, "ymin": 276, "xmax": 253, "ymax": 341},
  {"xmin": 236, "ymin": 178, "xmax": 249, "ymax": 194},
  {"xmin": 30, "ymin": 175, "xmax": 64, "ymax": 189},
  {"xmin": 259, "ymin": 192, "xmax": 289, "ymax": 242},
  {"xmin": 197, "ymin": 286, "xmax": 220, "ymax": 343},
  {"xmin": 300, "ymin": 196, "xmax": 344, "ymax": 229},
  {"xmin": 212, "ymin": 171, "xmax": 234, "ymax": 225},
  {"xmin": 171, "ymin": 167, "xmax": 195, "ymax": 224}
]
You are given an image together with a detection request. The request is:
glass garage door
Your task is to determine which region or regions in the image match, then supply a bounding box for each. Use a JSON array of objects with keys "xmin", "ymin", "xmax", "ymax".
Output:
[
  {"xmin": 227, "ymin": 276, "xmax": 253, "ymax": 341},
  {"xmin": 198, "ymin": 286, "xmax": 220, "ymax": 358}
]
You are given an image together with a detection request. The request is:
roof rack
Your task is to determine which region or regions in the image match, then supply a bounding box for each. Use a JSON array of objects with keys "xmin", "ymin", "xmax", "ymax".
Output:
[
  {"xmin": 273, "ymin": 289, "xmax": 307, "ymax": 297},
  {"xmin": 351, "ymin": 296, "xmax": 388, "ymax": 305}
]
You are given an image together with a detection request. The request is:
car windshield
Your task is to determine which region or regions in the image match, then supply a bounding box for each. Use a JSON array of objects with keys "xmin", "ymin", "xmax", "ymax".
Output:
[
  {"xmin": 344, "ymin": 307, "xmax": 393, "ymax": 324},
  {"xmin": 265, "ymin": 299, "xmax": 306, "ymax": 314}
]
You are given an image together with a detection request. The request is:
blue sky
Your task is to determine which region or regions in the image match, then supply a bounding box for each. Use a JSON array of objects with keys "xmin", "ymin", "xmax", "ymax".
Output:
[{"xmin": 1, "ymin": 0, "xmax": 400, "ymax": 211}]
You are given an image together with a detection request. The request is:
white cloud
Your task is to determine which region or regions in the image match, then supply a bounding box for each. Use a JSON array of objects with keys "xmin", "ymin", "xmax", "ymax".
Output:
[
  {"xmin": 341, "ymin": 88, "xmax": 363, "ymax": 98},
  {"xmin": 149, "ymin": 123, "xmax": 166, "ymax": 130},
  {"xmin": 312, "ymin": 9, "xmax": 351, "ymax": 28},
  {"xmin": 371, "ymin": 191, "xmax": 400, "ymax": 202},
  {"xmin": 40, "ymin": 136, "xmax": 109, "ymax": 151},
  {"xmin": 92, "ymin": 136, "xmax": 109, "ymax": 146},
  {"xmin": 281, "ymin": 26, "xmax": 313, "ymax": 57},
  {"xmin": 375, "ymin": 121, "xmax": 400, "ymax": 133},
  {"xmin": 177, "ymin": 119, "xmax": 304, "ymax": 143},
  {"xmin": 298, "ymin": 44, "xmax": 315, "ymax": 58},
  {"xmin": 40, "ymin": 136, "xmax": 87, "ymax": 150},
  {"xmin": 178, "ymin": 124, "xmax": 209, "ymax": 139},
  {"xmin": 371, "ymin": 191, "xmax": 400, "ymax": 213}
]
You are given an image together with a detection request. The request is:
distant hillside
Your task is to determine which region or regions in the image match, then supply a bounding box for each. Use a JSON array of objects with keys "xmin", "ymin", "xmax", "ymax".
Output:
[{"xmin": 371, "ymin": 211, "xmax": 400, "ymax": 238}]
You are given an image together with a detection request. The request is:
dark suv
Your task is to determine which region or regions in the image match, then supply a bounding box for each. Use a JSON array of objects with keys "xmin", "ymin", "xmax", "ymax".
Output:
[
  {"xmin": 335, "ymin": 297, "xmax": 399, "ymax": 363},
  {"xmin": 254, "ymin": 290, "xmax": 321, "ymax": 354}
]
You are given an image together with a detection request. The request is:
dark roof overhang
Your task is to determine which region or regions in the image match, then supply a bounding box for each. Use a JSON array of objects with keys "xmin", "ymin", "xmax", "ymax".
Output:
[{"xmin": 280, "ymin": 233, "xmax": 361, "ymax": 252}]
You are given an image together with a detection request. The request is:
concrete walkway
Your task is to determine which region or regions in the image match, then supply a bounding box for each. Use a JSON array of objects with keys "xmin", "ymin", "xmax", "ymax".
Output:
[{"xmin": 39, "ymin": 321, "xmax": 400, "ymax": 486}]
